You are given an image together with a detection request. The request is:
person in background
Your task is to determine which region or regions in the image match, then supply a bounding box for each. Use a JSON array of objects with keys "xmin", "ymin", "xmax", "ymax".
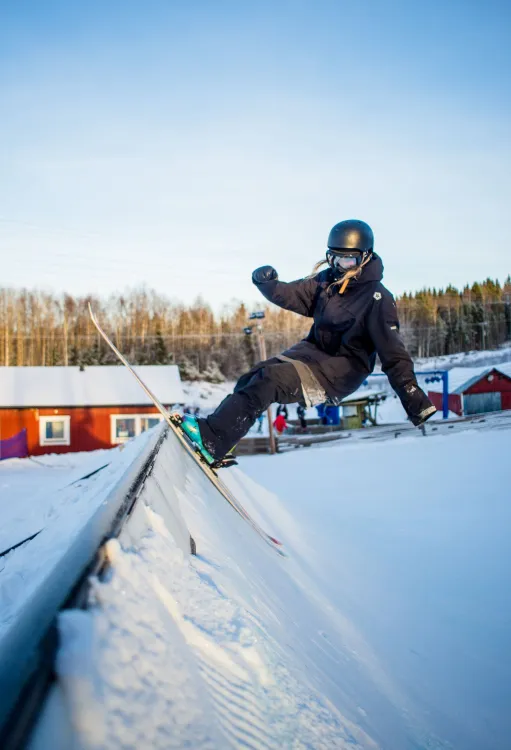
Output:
[
  {"xmin": 256, "ymin": 413, "xmax": 264, "ymax": 433},
  {"xmin": 276, "ymin": 404, "xmax": 289, "ymax": 419},
  {"xmin": 296, "ymin": 404, "xmax": 308, "ymax": 430},
  {"xmin": 273, "ymin": 411, "xmax": 288, "ymax": 435}
]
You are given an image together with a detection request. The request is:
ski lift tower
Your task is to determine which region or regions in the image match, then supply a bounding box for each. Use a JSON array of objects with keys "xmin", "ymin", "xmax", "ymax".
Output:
[{"xmin": 247, "ymin": 311, "xmax": 277, "ymax": 454}]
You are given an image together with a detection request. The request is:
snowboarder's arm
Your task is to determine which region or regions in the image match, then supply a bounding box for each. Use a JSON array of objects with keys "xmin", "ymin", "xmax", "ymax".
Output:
[
  {"xmin": 367, "ymin": 290, "xmax": 436, "ymax": 426},
  {"xmin": 252, "ymin": 266, "xmax": 319, "ymax": 317}
]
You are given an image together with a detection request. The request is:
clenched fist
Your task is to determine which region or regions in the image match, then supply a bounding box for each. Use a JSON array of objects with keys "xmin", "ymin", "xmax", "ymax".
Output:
[{"xmin": 252, "ymin": 265, "xmax": 278, "ymax": 284}]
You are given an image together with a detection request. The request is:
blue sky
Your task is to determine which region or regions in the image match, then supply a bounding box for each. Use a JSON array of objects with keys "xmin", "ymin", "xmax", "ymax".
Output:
[{"xmin": 1, "ymin": 0, "xmax": 510, "ymax": 309}]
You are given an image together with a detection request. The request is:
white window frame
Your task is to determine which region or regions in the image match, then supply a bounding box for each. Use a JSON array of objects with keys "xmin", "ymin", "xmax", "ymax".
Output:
[
  {"xmin": 39, "ymin": 415, "xmax": 71, "ymax": 446},
  {"xmin": 110, "ymin": 414, "xmax": 163, "ymax": 444}
]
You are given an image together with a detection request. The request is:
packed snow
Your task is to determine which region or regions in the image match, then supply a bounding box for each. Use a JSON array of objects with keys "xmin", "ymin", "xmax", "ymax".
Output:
[
  {"xmin": 0, "ymin": 433, "xmax": 159, "ymax": 639},
  {"xmin": 413, "ymin": 343, "xmax": 511, "ymax": 371},
  {"xmin": 19, "ymin": 413, "xmax": 511, "ymax": 749}
]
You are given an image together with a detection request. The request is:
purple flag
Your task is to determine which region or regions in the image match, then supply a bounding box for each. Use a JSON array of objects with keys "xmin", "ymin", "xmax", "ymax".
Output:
[{"xmin": 0, "ymin": 428, "xmax": 28, "ymax": 460}]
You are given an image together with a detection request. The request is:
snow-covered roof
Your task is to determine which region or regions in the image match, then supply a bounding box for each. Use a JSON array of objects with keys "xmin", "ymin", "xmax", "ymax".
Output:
[
  {"xmin": 427, "ymin": 363, "xmax": 511, "ymax": 394},
  {"xmin": 0, "ymin": 366, "xmax": 185, "ymax": 408}
]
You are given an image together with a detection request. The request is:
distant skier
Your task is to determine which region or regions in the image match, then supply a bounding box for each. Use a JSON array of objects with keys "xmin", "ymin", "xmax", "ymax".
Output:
[{"xmin": 180, "ymin": 219, "xmax": 436, "ymax": 466}]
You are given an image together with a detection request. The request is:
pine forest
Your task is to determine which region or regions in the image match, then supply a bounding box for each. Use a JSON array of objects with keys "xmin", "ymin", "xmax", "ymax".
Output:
[{"xmin": 1, "ymin": 277, "xmax": 510, "ymax": 381}]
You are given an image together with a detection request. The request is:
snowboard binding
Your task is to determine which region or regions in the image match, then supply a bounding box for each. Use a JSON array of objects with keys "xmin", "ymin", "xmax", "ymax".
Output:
[
  {"xmin": 170, "ymin": 414, "xmax": 238, "ymax": 470},
  {"xmin": 212, "ymin": 454, "xmax": 238, "ymax": 470}
]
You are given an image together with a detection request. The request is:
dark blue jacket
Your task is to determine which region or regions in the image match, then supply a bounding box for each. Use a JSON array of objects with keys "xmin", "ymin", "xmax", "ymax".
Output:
[{"xmin": 254, "ymin": 254, "xmax": 433, "ymax": 421}]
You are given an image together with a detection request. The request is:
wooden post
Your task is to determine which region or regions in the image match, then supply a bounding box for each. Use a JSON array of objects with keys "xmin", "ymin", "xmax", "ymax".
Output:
[{"xmin": 257, "ymin": 325, "xmax": 277, "ymax": 455}]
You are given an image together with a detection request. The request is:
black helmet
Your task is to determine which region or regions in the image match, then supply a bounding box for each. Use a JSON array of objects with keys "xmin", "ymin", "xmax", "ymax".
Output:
[
  {"xmin": 326, "ymin": 219, "xmax": 374, "ymax": 274},
  {"xmin": 327, "ymin": 219, "xmax": 374, "ymax": 253}
]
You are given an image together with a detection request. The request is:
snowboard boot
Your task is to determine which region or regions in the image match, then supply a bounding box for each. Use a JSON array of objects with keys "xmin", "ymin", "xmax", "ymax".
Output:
[{"xmin": 172, "ymin": 414, "xmax": 238, "ymax": 470}]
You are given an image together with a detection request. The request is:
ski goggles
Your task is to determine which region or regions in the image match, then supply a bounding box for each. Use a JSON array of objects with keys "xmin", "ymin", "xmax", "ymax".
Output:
[{"xmin": 326, "ymin": 249, "xmax": 363, "ymax": 272}]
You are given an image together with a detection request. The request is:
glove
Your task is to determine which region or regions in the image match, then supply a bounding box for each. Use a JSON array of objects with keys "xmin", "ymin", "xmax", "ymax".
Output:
[
  {"xmin": 411, "ymin": 404, "xmax": 437, "ymax": 426},
  {"xmin": 252, "ymin": 265, "xmax": 278, "ymax": 284},
  {"xmin": 403, "ymin": 382, "xmax": 437, "ymax": 426}
]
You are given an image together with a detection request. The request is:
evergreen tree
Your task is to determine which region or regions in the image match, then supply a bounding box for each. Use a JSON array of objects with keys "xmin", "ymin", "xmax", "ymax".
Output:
[{"xmin": 202, "ymin": 361, "xmax": 225, "ymax": 383}]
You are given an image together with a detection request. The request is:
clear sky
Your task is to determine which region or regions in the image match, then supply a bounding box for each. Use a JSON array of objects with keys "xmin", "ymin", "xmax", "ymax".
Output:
[{"xmin": 1, "ymin": 0, "xmax": 510, "ymax": 310}]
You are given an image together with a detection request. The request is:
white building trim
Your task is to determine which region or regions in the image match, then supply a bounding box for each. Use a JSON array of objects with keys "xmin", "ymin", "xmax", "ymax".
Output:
[
  {"xmin": 110, "ymin": 413, "xmax": 163, "ymax": 444},
  {"xmin": 39, "ymin": 415, "xmax": 71, "ymax": 447}
]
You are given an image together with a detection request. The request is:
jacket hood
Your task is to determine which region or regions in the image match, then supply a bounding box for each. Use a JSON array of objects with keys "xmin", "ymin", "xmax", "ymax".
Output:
[{"xmin": 359, "ymin": 252, "xmax": 383, "ymax": 283}]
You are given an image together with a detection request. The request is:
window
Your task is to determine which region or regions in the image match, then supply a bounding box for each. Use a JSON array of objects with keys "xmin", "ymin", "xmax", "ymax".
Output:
[
  {"xmin": 110, "ymin": 414, "xmax": 163, "ymax": 444},
  {"xmin": 39, "ymin": 415, "xmax": 71, "ymax": 446},
  {"xmin": 342, "ymin": 405, "xmax": 358, "ymax": 417},
  {"xmin": 140, "ymin": 416, "xmax": 161, "ymax": 433},
  {"xmin": 114, "ymin": 417, "xmax": 136, "ymax": 440}
]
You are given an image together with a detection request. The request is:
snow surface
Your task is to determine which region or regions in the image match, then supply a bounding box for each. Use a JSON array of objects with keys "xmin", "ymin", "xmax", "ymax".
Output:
[
  {"xmin": 25, "ymin": 414, "xmax": 511, "ymax": 749},
  {"xmin": 0, "ymin": 451, "xmax": 110, "ymax": 556},
  {"xmin": 0, "ymin": 432, "xmax": 159, "ymax": 638},
  {"xmin": 413, "ymin": 344, "xmax": 511, "ymax": 371}
]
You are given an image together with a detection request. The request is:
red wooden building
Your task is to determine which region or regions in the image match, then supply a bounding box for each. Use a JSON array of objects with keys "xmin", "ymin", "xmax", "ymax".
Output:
[
  {"xmin": 428, "ymin": 365, "xmax": 511, "ymax": 417},
  {"xmin": 0, "ymin": 366, "xmax": 184, "ymax": 458}
]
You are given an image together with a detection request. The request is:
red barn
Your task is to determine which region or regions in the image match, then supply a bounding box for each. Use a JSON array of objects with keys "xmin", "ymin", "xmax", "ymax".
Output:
[
  {"xmin": 0, "ymin": 366, "xmax": 185, "ymax": 458},
  {"xmin": 428, "ymin": 365, "xmax": 511, "ymax": 417}
]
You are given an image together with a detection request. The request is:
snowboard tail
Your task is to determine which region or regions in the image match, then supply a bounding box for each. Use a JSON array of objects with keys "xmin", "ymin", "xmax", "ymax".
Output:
[{"xmin": 88, "ymin": 304, "xmax": 284, "ymax": 555}]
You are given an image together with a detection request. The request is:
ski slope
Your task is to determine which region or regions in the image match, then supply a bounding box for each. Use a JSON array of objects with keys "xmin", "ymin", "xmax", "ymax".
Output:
[{"xmin": 22, "ymin": 413, "xmax": 511, "ymax": 750}]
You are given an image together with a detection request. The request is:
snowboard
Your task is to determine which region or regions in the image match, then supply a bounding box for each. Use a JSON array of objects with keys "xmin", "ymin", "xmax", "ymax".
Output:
[{"xmin": 88, "ymin": 304, "xmax": 285, "ymax": 556}]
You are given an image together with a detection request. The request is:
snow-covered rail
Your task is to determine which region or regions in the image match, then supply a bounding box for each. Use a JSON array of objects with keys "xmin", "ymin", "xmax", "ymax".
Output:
[{"xmin": 0, "ymin": 424, "xmax": 194, "ymax": 749}]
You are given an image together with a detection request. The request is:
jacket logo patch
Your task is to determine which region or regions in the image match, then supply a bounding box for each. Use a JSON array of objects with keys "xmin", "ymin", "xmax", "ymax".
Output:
[{"xmin": 373, "ymin": 292, "xmax": 382, "ymax": 300}]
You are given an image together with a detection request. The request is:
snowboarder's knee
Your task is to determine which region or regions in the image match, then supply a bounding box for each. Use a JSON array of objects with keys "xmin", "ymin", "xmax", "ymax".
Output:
[{"xmin": 237, "ymin": 363, "xmax": 300, "ymax": 405}]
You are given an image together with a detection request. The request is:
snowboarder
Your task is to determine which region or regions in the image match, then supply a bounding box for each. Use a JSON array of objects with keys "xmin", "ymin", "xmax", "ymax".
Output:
[{"xmin": 180, "ymin": 219, "xmax": 436, "ymax": 465}]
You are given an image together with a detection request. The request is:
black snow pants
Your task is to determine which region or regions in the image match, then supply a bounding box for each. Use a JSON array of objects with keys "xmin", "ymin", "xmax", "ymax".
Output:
[{"xmin": 198, "ymin": 358, "xmax": 302, "ymax": 459}]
